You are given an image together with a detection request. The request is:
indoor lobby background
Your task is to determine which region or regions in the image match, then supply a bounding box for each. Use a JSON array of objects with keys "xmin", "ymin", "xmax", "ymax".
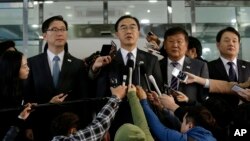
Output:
[{"xmin": 1, "ymin": 0, "xmax": 250, "ymax": 61}]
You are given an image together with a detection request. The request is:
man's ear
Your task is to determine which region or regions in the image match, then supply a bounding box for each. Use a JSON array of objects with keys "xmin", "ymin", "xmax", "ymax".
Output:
[{"xmin": 68, "ymin": 127, "xmax": 77, "ymax": 135}]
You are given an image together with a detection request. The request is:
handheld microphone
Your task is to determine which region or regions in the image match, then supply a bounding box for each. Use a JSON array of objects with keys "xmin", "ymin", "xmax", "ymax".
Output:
[
  {"xmin": 137, "ymin": 61, "xmax": 144, "ymax": 86},
  {"xmin": 140, "ymin": 63, "xmax": 152, "ymax": 92},
  {"xmin": 148, "ymin": 75, "xmax": 162, "ymax": 96},
  {"xmin": 122, "ymin": 75, "xmax": 127, "ymax": 86},
  {"xmin": 127, "ymin": 59, "xmax": 134, "ymax": 86}
]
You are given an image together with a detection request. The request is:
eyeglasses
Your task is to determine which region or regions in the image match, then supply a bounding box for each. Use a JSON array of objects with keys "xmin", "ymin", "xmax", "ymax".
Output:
[
  {"xmin": 119, "ymin": 25, "xmax": 138, "ymax": 31},
  {"xmin": 46, "ymin": 28, "xmax": 68, "ymax": 33},
  {"xmin": 167, "ymin": 40, "xmax": 185, "ymax": 45}
]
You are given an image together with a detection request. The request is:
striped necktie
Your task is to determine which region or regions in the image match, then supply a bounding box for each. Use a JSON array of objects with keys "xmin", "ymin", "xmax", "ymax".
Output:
[{"xmin": 170, "ymin": 62, "xmax": 179, "ymax": 90}]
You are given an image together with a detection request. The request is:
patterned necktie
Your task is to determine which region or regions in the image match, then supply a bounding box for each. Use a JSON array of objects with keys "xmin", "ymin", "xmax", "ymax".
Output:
[
  {"xmin": 53, "ymin": 56, "xmax": 60, "ymax": 87},
  {"xmin": 227, "ymin": 62, "xmax": 237, "ymax": 82},
  {"xmin": 170, "ymin": 62, "xmax": 179, "ymax": 90}
]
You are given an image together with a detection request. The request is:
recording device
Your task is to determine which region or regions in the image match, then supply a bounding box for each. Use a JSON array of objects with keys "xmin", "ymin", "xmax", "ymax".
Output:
[
  {"xmin": 127, "ymin": 59, "xmax": 134, "ymax": 85},
  {"xmin": 100, "ymin": 40, "xmax": 117, "ymax": 59},
  {"xmin": 110, "ymin": 77, "xmax": 118, "ymax": 88},
  {"xmin": 137, "ymin": 61, "xmax": 144, "ymax": 86},
  {"xmin": 140, "ymin": 62, "xmax": 152, "ymax": 92},
  {"xmin": 172, "ymin": 68, "xmax": 188, "ymax": 83},
  {"xmin": 122, "ymin": 75, "xmax": 127, "ymax": 86},
  {"xmin": 231, "ymin": 84, "xmax": 245, "ymax": 93},
  {"xmin": 148, "ymin": 75, "xmax": 162, "ymax": 96},
  {"xmin": 164, "ymin": 84, "xmax": 179, "ymax": 96}
]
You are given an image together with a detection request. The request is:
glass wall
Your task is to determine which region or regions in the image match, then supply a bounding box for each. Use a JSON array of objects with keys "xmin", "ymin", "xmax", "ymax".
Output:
[{"xmin": 0, "ymin": 0, "xmax": 250, "ymax": 61}]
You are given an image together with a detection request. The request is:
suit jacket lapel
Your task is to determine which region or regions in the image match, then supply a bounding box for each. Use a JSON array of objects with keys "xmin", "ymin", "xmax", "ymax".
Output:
[
  {"xmin": 42, "ymin": 53, "xmax": 55, "ymax": 90},
  {"xmin": 58, "ymin": 53, "xmax": 72, "ymax": 88},
  {"xmin": 216, "ymin": 58, "xmax": 230, "ymax": 80},
  {"xmin": 237, "ymin": 59, "xmax": 247, "ymax": 82}
]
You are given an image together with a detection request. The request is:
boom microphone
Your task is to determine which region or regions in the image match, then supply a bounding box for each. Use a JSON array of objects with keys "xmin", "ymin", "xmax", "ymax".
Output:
[{"xmin": 148, "ymin": 75, "xmax": 162, "ymax": 96}]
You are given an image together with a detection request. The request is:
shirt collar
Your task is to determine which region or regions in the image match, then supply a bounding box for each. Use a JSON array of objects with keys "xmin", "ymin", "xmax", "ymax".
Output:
[
  {"xmin": 168, "ymin": 56, "xmax": 185, "ymax": 67},
  {"xmin": 220, "ymin": 56, "xmax": 237, "ymax": 66},
  {"xmin": 47, "ymin": 49, "xmax": 65, "ymax": 62},
  {"xmin": 120, "ymin": 47, "xmax": 137, "ymax": 61}
]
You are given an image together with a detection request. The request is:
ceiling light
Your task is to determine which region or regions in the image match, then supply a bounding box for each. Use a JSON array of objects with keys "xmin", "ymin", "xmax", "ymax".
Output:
[
  {"xmin": 149, "ymin": 0, "xmax": 157, "ymax": 3},
  {"xmin": 147, "ymin": 10, "xmax": 150, "ymax": 13},
  {"xmin": 125, "ymin": 12, "xmax": 130, "ymax": 15},
  {"xmin": 141, "ymin": 19, "xmax": 150, "ymax": 24},
  {"xmin": 44, "ymin": 1, "xmax": 54, "ymax": 4}
]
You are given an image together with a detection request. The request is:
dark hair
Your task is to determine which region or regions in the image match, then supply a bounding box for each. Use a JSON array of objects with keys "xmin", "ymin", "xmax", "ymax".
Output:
[
  {"xmin": 42, "ymin": 15, "xmax": 68, "ymax": 33},
  {"xmin": 188, "ymin": 36, "xmax": 202, "ymax": 57},
  {"xmin": 0, "ymin": 40, "xmax": 17, "ymax": 56},
  {"xmin": 164, "ymin": 26, "xmax": 189, "ymax": 42},
  {"xmin": 216, "ymin": 27, "xmax": 240, "ymax": 42},
  {"xmin": 114, "ymin": 15, "xmax": 140, "ymax": 32},
  {"xmin": 51, "ymin": 112, "xmax": 79, "ymax": 136},
  {"xmin": 0, "ymin": 51, "xmax": 24, "ymax": 108},
  {"xmin": 185, "ymin": 106, "xmax": 216, "ymax": 131}
]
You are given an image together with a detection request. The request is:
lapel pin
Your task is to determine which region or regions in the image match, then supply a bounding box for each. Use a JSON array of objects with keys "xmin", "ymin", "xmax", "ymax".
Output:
[
  {"xmin": 68, "ymin": 59, "xmax": 72, "ymax": 62},
  {"xmin": 242, "ymin": 65, "xmax": 246, "ymax": 68},
  {"xmin": 186, "ymin": 66, "xmax": 191, "ymax": 69}
]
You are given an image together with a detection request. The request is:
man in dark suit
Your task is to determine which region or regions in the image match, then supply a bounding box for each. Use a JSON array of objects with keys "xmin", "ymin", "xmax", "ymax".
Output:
[
  {"xmin": 24, "ymin": 15, "xmax": 91, "ymax": 141},
  {"xmin": 159, "ymin": 27, "xmax": 209, "ymax": 106},
  {"xmin": 207, "ymin": 27, "xmax": 250, "ymax": 139},
  {"xmin": 90, "ymin": 15, "xmax": 163, "ymax": 140}
]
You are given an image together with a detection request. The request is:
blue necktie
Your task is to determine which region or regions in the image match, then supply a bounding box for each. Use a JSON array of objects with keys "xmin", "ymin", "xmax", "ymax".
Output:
[
  {"xmin": 53, "ymin": 56, "xmax": 60, "ymax": 87},
  {"xmin": 227, "ymin": 62, "xmax": 237, "ymax": 82},
  {"xmin": 170, "ymin": 62, "xmax": 178, "ymax": 90}
]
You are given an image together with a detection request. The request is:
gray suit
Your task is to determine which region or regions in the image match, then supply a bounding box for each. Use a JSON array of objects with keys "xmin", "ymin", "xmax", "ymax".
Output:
[{"xmin": 160, "ymin": 56, "xmax": 209, "ymax": 106}]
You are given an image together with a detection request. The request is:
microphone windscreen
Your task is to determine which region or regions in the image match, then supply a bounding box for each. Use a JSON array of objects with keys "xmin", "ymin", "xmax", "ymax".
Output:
[{"xmin": 127, "ymin": 59, "xmax": 134, "ymax": 68}]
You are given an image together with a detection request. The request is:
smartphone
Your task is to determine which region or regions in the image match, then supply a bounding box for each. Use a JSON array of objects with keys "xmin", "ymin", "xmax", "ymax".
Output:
[
  {"xmin": 231, "ymin": 84, "xmax": 245, "ymax": 92},
  {"xmin": 172, "ymin": 68, "xmax": 188, "ymax": 83},
  {"xmin": 100, "ymin": 44, "xmax": 112, "ymax": 56}
]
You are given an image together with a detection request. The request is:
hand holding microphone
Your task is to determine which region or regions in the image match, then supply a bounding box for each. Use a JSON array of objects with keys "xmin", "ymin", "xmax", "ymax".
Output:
[{"xmin": 149, "ymin": 75, "xmax": 162, "ymax": 96}]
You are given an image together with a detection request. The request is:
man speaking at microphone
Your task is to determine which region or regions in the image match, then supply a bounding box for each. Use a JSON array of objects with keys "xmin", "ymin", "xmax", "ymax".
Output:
[{"xmin": 90, "ymin": 15, "xmax": 163, "ymax": 140}]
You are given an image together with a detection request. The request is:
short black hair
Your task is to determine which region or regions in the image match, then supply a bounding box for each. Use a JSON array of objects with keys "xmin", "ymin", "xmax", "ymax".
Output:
[
  {"xmin": 216, "ymin": 27, "xmax": 240, "ymax": 42},
  {"xmin": 114, "ymin": 15, "xmax": 140, "ymax": 32},
  {"xmin": 164, "ymin": 26, "xmax": 189, "ymax": 42},
  {"xmin": 42, "ymin": 15, "xmax": 68, "ymax": 33},
  {"xmin": 0, "ymin": 40, "xmax": 17, "ymax": 56},
  {"xmin": 188, "ymin": 36, "xmax": 202, "ymax": 57}
]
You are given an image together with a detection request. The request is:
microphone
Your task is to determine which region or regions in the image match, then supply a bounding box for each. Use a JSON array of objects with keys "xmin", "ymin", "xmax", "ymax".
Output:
[
  {"xmin": 140, "ymin": 63, "xmax": 152, "ymax": 92},
  {"xmin": 127, "ymin": 59, "xmax": 134, "ymax": 86},
  {"xmin": 148, "ymin": 75, "xmax": 162, "ymax": 96},
  {"xmin": 122, "ymin": 75, "xmax": 127, "ymax": 86},
  {"xmin": 137, "ymin": 61, "xmax": 144, "ymax": 86}
]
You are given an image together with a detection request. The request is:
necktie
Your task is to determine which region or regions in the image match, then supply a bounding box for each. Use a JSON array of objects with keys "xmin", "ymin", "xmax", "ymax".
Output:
[
  {"xmin": 127, "ymin": 52, "xmax": 134, "ymax": 66},
  {"xmin": 170, "ymin": 62, "xmax": 179, "ymax": 90},
  {"xmin": 53, "ymin": 56, "xmax": 60, "ymax": 87},
  {"xmin": 227, "ymin": 62, "xmax": 237, "ymax": 82}
]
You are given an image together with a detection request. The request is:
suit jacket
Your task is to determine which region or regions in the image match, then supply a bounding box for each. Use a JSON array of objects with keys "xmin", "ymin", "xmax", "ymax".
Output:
[
  {"xmin": 25, "ymin": 52, "xmax": 90, "ymax": 103},
  {"xmin": 159, "ymin": 56, "xmax": 209, "ymax": 106},
  {"xmin": 95, "ymin": 48, "xmax": 163, "ymax": 140},
  {"xmin": 24, "ymin": 52, "xmax": 91, "ymax": 141},
  {"xmin": 208, "ymin": 58, "xmax": 250, "ymax": 106}
]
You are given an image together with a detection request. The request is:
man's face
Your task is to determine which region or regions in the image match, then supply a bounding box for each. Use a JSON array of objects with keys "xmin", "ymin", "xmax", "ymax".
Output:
[
  {"xmin": 217, "ymin": 31, "xmax": 240, "ymax": 60},
  {"xmin": 115, "ymin": 18, "xmax": 139, "ymax": 50},
  {"xmin": 164, "ymin": 33, "xmax": 188, "ymax": 61},
  {"xmin": 43, "ymin": 20, "xmax": 67, "ymax": 48}
]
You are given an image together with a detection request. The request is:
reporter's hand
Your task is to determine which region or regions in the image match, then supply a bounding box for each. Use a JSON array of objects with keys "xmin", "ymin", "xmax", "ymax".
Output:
[
  {"xmin": 92, "ymin": 56, "xmax": 112, "ymax": 72},
  {"xmin": 128, "ymin": 84, "xmax": 136, "ymax": 93},
  {"xmin": 50, "ymin": 93, "xmax": 68, "ymax": 103},
  {"xmin": 110, "ymin": 85, "xmax": 127, "ymax": 100},
  {"xmin": 147, "ymin": 91, "xmax": 164, "ymax": 110},
  {"xmin": 175, "ymin": 91, "xmax": 189, "ymax": 103},
  {"xmin": 159, "ymin": 94, "xmax": 179, "ymax": 112},
  {"xmin": 19, "ymin": 103, "xmax": 35, "ymax": 120},
  {"xmin": 236, "ymin": 88, "xmax": 250, "ymax": 101},
  {"xmin": 136, "ymin": 86, "xmax": 147, "ymax": 100}
]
